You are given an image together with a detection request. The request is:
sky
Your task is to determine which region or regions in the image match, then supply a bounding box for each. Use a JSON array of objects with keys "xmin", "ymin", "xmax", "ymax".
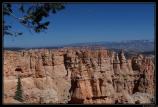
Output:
[{"xmin": 3, "ymin": 3, "xmax": 155, "ymax": 48}]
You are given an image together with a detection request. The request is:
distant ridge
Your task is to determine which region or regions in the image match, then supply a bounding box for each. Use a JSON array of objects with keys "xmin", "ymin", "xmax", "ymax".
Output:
[
  {"xmin": 4, "ymin": 46, "xmax": 64, "ymax": 51},
  {"xmin": 4, "ymin": 39, "xmax": 154, "ymax": 53},
  {"xmin": 63, "ymin": 39, "xmax": 154, "ymax": 52}
]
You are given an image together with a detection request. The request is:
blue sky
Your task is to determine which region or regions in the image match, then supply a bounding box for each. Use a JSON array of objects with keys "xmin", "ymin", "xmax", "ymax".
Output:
[{"xmin": 3, "ymin": 3, "xmax": 155, "ymax": 48}]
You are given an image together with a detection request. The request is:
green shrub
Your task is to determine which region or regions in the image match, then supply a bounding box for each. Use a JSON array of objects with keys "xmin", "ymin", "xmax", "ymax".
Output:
[{"xmin": 14, "ymin": 76, "xmax": 23, "ymax": 102}]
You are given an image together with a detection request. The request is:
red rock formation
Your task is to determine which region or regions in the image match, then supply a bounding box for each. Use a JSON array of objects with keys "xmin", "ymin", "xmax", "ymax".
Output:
[
  {"xmin": 132, "ymin": 54, "xmax": 155, "ymax": 95},
  {"xmin": 3, "ymin": 48, "xmax": 155, "ymax": 104}
]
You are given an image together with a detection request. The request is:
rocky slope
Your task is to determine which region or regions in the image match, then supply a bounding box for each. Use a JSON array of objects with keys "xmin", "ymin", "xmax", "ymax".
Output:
[{"xmin": 3, "ymin": 47, "xmax": 155, "ymax": 104}]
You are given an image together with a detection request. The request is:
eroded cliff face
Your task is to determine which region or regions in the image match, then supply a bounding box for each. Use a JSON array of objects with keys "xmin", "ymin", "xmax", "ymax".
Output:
[{"xmin": 3, "ymin": 48, "xmax": 155, "ymax": 104}]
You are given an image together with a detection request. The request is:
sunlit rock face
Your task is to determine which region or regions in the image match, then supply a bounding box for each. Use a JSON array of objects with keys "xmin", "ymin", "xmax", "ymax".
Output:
[{"xmin": 3, "ymin": 48, "xmax": 155, "ymax": 104}]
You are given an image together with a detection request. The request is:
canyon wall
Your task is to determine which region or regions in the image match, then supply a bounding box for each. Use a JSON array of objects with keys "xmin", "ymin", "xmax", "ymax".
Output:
[{"xmin": 3, "ymin": 48, "xmax": 155, "ymax": 104}]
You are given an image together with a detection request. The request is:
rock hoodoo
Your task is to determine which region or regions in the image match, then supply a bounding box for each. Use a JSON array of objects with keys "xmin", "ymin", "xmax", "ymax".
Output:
[{"xmin": 3, "ymin": 47, "xmax": 155, "ymax": 104}]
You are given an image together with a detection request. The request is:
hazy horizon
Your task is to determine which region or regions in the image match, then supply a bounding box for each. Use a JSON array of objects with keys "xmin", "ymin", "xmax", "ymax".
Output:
[{"xmin": 4, "ymin": 38, "xmax": 154, "ymax": 48}]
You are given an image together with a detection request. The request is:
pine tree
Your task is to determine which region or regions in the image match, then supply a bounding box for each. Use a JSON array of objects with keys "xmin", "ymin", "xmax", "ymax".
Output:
[
  {"xmin": 3, "ymin": 3, "xmax": 65, "ymax": 36},
  {"xmin": 14, "ymin": 75, "xmax": 23, "ymax": 102}
]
